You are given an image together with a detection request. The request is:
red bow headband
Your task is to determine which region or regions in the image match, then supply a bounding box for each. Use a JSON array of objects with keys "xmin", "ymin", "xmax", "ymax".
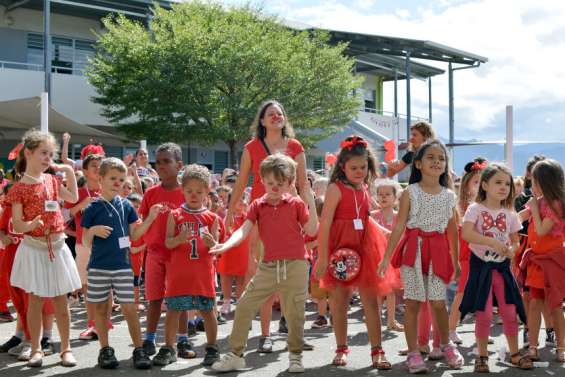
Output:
[
  {"xmin": 8, "ymin": 143, "xmax": 23, "ymax": 160},
  {"xmin": 80, "ymin": 144, "xmax": 105, "ymax": 159},
  {"xmin": 340, "ymin": 136, "xmax": 368, "ymax": 151},
  {"xmin": 471, "ymin": 161, "xmax": 488, "ymax": 171}
]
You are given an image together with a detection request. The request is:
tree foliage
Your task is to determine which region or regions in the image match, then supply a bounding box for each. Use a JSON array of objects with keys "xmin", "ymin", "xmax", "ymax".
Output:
[{"xmin": 88, "ymin": 1, "xmax": 362, "ymax": 166}]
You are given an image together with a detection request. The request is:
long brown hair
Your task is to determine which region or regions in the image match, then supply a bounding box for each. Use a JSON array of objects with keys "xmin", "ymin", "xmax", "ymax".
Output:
[
  {"xmin": 330, "ymin": 135, "xmax": 378, "ymax": 189},
  {"xmin": 15, "ymin": 129, "xmax": 57, "ymax": 175},
  {"xmin": 476, "ymin": 162, "xmax": 515, "ymax": 208},
  {"xmin": 532, "ymin": 159, "xmax": 565, "ymax": 220},
  {"xmin": 251, "ymin": 100, "xmax": 295, "ymax": 140}
]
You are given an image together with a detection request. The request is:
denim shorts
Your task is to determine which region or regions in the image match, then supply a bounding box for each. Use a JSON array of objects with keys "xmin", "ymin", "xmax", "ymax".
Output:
[{"xmin": 165, "ymin": 295, "xmax": 214, "ymax": 311}]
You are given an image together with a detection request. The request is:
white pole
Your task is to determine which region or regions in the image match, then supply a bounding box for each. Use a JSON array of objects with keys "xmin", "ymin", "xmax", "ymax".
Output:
[
  {"xmin": 140, "ymin": 140, "xmax": 147, "ymax": 150},
  {"xmin": 41, "ymin": 92, "xmax": 49, "ymax": 133},
  {"xmin": 392, "ymin": 117, "xmax": 399, "ymax": 182},
  {"xmin": 505, "ymin": 105, "xmax": 513, "ymax": 172}
]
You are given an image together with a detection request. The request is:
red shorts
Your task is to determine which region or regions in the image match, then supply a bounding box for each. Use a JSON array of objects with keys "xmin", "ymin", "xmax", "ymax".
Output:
[
  {"xmin": 529, "ymin": 287, "xmax": 545, "ymax": 300},
  {"xmin": 144, "ymin": 251, "xmax": 168, "ymax": 301}
]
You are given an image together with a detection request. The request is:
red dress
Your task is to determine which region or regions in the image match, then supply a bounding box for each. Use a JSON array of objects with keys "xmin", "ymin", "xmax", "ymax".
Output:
[
  {"xmin": 457, "ymin": 227, "xmax": 471, "ymax": 293},
  {"xmin": 320, "ymin": 181, "xmax": 396, "ymax": 294},
  {"xmin": 217, "ymin": 213, "xmax": 249, "ymax": 277}
]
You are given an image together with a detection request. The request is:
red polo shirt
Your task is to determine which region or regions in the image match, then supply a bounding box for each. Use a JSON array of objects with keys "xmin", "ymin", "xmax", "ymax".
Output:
[{"xmin": 246, "ymin": 194, "xmax": 309, "ymax": 262}]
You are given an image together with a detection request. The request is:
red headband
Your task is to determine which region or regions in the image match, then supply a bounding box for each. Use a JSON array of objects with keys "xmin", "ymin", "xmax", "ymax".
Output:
[
  {"xmin": 340, "ymin": 136, "xmax": 368, "ymax": 151},
  {"xmin": 471, "ymin": 161, "xmax": 488, "ymax": 171},
  {"xmin": 8, "ymin": 143, "xmax": 23, "ymax": 160}
]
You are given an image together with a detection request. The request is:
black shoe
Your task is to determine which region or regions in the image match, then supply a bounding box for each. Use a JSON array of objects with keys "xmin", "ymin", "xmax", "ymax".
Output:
[
  {"xmin": 132, "ymin": 347, "xmax": 152, "ymax": 369},
  {"xmin": 142, "ymin": 339, "xmax": 156, "ymax": 356},
  {"xmin": 196, "ymin": 318, "xmax": 205, "ymax": 332},
  {"xmin": 0, "ymin": 336, "xmax": 21, "ymax": 353},
  {"xmin": 202, "ymin": 344, "xmax": 220, "ymax": 366},
  {"xmin": 278, "ymin": 317, "xmax": 288, "ymax": 334},
  {"xmin": 98, "ymin": 346, "xmax": 119, "ymax": 369},
  {"xmin": 177, "ymin": 339, "xmax": 196, "ymax": 359},
  {"xmin": 217, "ymin": 313, "xmax": 227, "ymax": 325},
  {"xmin": 546, "ymin": 328, "xmax": 556, "ymax": 347},
  {"xmin": 40, "ymin": 337, "xmax": 55, "ymax": 355},
  {"xmin": 257, "ymin": 337, "xmax": 273, "ymax": 353},
  {"xmin": 188, "ymin": 321, "xmax": 197, "ymax": 336},
  {"xmin": 153, "ymin": 346, "xmax": 177, "ymax": 366}
]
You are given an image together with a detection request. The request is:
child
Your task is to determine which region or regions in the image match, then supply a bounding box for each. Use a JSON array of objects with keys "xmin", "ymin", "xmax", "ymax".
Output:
[
  {"xmin": 210, "ymin": 153, "xmax": 318, "ymax": 373},
  {"xmin": 217, "ymin": 192, "xmax": 249, "ymax": 314},
  {"xmin": 127, "ymin": 193, "xmax": 146, "ymax": 311},
  {"xmin": 378, "ymin": 139, "xmax": 464, "ymax": 373},
  {"xmin": 460, "ymin": 162, "xmax": 531, "ymax": 372},
  {"xmin": 139, "ymin": 143, "xmax": 188, "ymax": 357},
  {"xmin": 520, "ymin": 159, "xmax": 565, "ymax": 363},
  {"xmin": 8, "ymin": 130, "xmax": 82, "ymax": 367},
  {"xmin": 315, "ymin": 136, "xmax": 395, "ymax": 369},
  {"xmin": 82, "ymin": 157, "xmax": 160, "ymax": 369},
  {"xmin": 309, "ymin": 196, "xmax": 330, "ymax": 329},
  {"xmin": 371, "ymin": 179, "xmax": 404, "ymax": 332},
  {"xmin": 155, "ymin": 164, "xmax": 224, "ymax": 367},
  {"xmin": 448, "ymin": 157, "xmax": 486, "ymax": 344}
]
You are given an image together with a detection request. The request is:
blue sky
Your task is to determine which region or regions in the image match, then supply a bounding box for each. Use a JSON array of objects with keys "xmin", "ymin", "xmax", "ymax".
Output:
[{"xmin": 207, "ymin": 0, "xmax": 565, "ymax": 145}]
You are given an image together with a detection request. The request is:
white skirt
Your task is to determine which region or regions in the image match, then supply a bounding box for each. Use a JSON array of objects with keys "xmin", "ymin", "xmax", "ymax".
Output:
[{"xmin": 10, "ymin": 235, "xmax": 82, "ymax": 297}]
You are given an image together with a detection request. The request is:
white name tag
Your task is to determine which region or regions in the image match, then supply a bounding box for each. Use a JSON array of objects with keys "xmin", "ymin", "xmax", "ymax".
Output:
[
  {"xmin": 353, "ymin": 218, "xmax": 364, "ymax": 230},
  {"xmin": 45, "ymin": 200, "xmax": 59, "ymax": 212},
  {"xmin": 199, "ymin": 226, "xmax": 209, "ymax": 237},
  {"xmin": 118, "ymin": 236, "xmax": 131, "ymax": 249}
]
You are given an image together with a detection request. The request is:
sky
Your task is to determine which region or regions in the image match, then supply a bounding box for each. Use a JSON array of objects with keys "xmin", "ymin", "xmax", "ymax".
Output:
[{"xmin": 206, "ymin": 0, "xmax": 565, "ymax": 144}]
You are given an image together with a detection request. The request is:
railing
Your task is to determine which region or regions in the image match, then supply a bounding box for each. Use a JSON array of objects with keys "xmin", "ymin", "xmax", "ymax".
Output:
[
  {"xmin": 361, "ymin": 106, "xmax": 429, "ymax": 122},
  {"xmin": 0, "ymin": 60, "xmax": 86, "ymax": 75}
]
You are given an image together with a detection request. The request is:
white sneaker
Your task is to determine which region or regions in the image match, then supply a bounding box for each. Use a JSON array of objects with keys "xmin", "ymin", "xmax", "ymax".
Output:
[
  {"xmin": 288, "ymin": 353, "xmax": 305, "ymax": 373},
  {"xmin": 211, "ymin": 352, "xmax": 245, "ymax": 372},
  {"xmin": 8, "ymin": 341, "xmax": 29, "ymax": 357},
  {"xmin": 220, "ymin": 301, "xmax": 231, "ymax": 315},
  {"xmin": 17, "ymin": 342, "xmax": 32, "ymax": 361}
]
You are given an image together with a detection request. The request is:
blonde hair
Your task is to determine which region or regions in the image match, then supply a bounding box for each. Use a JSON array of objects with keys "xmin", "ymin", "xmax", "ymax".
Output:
[
  {"xmin": 180, "ymin": 164, "xmax": 211, "ymax": 188},
  {"xmin": 15, "ymin": 129, "xmax": 58, "ymax": 175},
  {"xmin": 259, "ymin": 153, "xmax": 296, "ymax": 183},
  {"xmin": 374, "ymin": 178, "xmax": 402, "ymax": 199},
  {"xmin": 99, "ymin": 157, "xmax": 127, "ymax": 177}
]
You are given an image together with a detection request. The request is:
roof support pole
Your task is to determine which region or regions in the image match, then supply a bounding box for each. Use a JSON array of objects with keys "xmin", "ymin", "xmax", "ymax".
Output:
[
  {"xmin": 405, "ymin": 50, "xmax": 412, "ymax": 142},
  {"xmin": 428, "ymin": 77, "xmax": 432, "ymax": 123},
  {"xmin": 393, "ymin": 70, "xmax": 398, "ymax": 117},
  {"xmin": 42, "ymin": 0, "xmax": 51, "ymax": 133},
  {"xmin": 448, "ymin": 62, "xmax": 454, "ymax": 154}
]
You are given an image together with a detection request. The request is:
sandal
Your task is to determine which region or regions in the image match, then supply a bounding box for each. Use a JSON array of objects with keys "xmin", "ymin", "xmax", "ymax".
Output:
[
  {"xmin": 60, "ymin": 350, "xmax": 77, "ymax": 367},
  {"xmin": 510, "ymin": 352, "xmax": 533, "ymax": 370},
  {"xmin": 27, "ymin": 350, "xmax": 44, "ymax": 368},
  {"xmin": 399, "ymin": 345, "xmax": 429, "ymax": 356},
  {"xmin": 371, "ymin": 347, "xmax": 391, "ymax": 370},
  {"xmin": 333, "ymin": 346, "xmax": 349, "ymax": 366},
  {"xmin": 387, "ymin": 321, "xmax": 404, "ymax": 332},
  {"xmin": 556, "ymin": 347, "xmax": 565, "ymax": 363},
  {"xmin": 474, "ymin": 356, "xmax": 489, "ymax": 373},
  {"xmin": 527, "ymin": 346, "xmax": 539, "ymax": 361}
]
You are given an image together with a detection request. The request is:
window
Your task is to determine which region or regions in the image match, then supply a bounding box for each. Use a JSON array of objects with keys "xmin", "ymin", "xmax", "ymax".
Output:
[
  {"xmin": 74, "ymin": 39, "xmax": 95, "ymax": 75},
  {"xmin": 214, "ymin": 150, "xmax": 228, "ymax": 174},
  {"xmin": 307, "ymin": 155, "xmax": 325, "ymax": 172},
  {"xmin": 364, "ymin": 89, "xmax": 376, "ymax": 112},
  {"xmin": 26, "ymin": 33, "xmax": 96, "ymax": 75}
]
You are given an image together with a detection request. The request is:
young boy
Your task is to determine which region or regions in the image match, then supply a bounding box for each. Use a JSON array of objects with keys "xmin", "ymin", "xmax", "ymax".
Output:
[
  {"xmin": 210, "ymin": 153, "xmax": 318, "ymax": 373},
  {"xmin": 82, "ymin": 158, "xmax": 161, "ymax": 369},
  {"xmin": 153, "ymin": 164, "xmax": 224, "ymax": 367},
  {"xmin": 138, "ymin": 143, "xmax": 190, "ymax": 357}
]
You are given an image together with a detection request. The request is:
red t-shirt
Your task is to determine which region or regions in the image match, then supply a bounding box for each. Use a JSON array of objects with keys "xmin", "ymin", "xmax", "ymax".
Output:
[
  {"xmin": 0, "ymin": 203, "xmax": 21, "ymax": 239},
  {"xmin": 245, "ymin": 138, "xmax": 304, "ymax": 200},
  {"xmin": 130, "ymin": 219, "xmax": 145, "ymax": 276},
  {"xmin": 246, "ymin": 194, "xmax": 309, "ymax": 262},
  {"xmin": 166, "ymin": 207, "xmax": 225, "ymax": 298},
  {"xmin": 65, "ymin": 186, "xmax": 100, "ymax": 245},
  {"xmin": 139, "ymin": 184, "xmax": 185, "ymax": 253}
]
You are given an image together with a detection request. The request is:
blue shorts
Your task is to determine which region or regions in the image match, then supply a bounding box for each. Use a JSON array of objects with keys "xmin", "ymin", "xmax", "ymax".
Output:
[{"xmin": 165, "ymin": 295, "xmax": 214, "ymax": 311}]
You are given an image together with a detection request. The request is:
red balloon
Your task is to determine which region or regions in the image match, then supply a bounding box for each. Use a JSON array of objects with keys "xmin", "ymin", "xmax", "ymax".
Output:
[
  {"xmin": 329, "ymin": 248, "xmax": 362, "ymax": 282},
  {"xmin": 325, "ymin": 153, "xmax": 337, "ymax": 166}
]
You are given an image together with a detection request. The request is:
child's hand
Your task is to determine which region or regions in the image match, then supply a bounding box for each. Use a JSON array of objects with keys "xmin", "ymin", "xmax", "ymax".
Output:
[
  {"xmin": 127, "ymin": 163, "xmax": 138, "ymax": 177},
  {"xmin": 376, "ymin": 257, "xmax": 390, "ymax": 278},
  {"xmin": 177, "ymin": 226, "xmax": 190, "ymax": 241},
  {"xmin": 92, "ymin": 225, "xmax": 113, "ymax": 239},
  {"xmin": 452, "ymin": 262, "xmax": 461, "ymax": 281},
  {"xmin": 488, "ymin": 238, "xmax": 508, "ymax": 255},
  {"xmin": 527, "ymin": 196, "xmax": 539, "ymax": 213},
  {"xmin": 202, "ymin": 219, "xmax": 219, "ymax": 248},
  {"xmin": 124, "ymin": 153, "xmax": 134, "ymax": 166},
  {"xmin": 314, "ymin": 259, "xmax": 328, "ymax": 279},
  {"xmin": 29, "ymin": 215, "xmax": 44, "ymax": 231},
  {"xmin": 209, "ymin": 243, "xmax": 228, "ymax": 256},
  {"xmin": 62, "ymin": 132, "xmax": 71, "ymax": 143},
  {"xmin": 80, "ymin": 196, "xmax": 93, "ymax": 210},
  {"xmin": 148, "ymin": 204, "xmax": 163, "ymax": 219},
  {"xmin": 51, "ymin": 163, "xmax": 73, "ymax": 173}
]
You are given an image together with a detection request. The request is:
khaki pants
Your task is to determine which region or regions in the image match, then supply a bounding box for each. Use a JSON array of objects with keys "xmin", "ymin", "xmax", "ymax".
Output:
[{"xmin": 229, "ymin": 259, "xmax": 308, "ymax": 355}]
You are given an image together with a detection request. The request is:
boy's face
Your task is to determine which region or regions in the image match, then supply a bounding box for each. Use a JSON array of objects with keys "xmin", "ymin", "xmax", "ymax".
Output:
[
  {"xmin": 182, "ymin": 179, "xmax": 209, "ymax": 210},
  {"xmin": 100, "ymin": 168, "xmax": 126, "ymax": 198},
  {"xmin": 155, "ymin": 150, "xmax": 181, "ymax": 181},
  {"xmin": 261, "ymin": 172, "xmax": 291, "ymax": 201},
  {"xmin": 84, "ymin": 160, "xmax": 101, "ymax": 181}
]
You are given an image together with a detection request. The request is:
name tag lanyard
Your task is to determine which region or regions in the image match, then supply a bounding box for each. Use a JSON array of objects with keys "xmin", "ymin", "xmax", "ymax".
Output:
[
  {"xmin": 102, "ymin": 198, "xmax": 127, "ymax": 238},
  {"xmin": 351, "ymin": 186, "xmax": 365, "ymax": 231}
]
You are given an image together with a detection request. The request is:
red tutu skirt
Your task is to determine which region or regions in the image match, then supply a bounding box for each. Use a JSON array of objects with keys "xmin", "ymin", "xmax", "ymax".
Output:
[{"xmin": 320, "ymin": 218, "xmax": 398, "ymax": 295}]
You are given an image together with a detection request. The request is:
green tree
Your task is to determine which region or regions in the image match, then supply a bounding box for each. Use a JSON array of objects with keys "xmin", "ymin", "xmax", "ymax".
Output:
[{"xmin": 88, "ymin": 1, "xmax": 362, "ymax": 167}]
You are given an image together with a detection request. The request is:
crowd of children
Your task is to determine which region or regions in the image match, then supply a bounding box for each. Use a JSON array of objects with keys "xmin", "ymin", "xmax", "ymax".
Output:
[{"xmin": 0, "ymin": 105, "xmax": 565, "ymax": 374}]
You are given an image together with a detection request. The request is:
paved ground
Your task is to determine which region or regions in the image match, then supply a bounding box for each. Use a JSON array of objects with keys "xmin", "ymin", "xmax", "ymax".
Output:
[{"xmin": 0, "ymin": 299, "xmax": 564, "ymax": 377}]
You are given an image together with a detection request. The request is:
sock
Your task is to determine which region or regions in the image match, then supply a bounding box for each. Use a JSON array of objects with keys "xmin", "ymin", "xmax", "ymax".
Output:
[
  {"xmin": 15, "ymin": 330, "xmax": 24, "ymax": 340},
  {"xmin": 145, "ymin": 332, "xmax": 156, "ymax": 343},
  {"xmin": 42, "ymin": 328, "xmax": 53, "ymax": 340},
  {"xmin": 177, "ymin": 334, "xmax": 188, "ymax": 343}
]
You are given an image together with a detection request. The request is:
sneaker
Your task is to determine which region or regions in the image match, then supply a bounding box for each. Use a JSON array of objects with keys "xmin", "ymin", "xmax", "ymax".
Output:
[
  {"xmin": 153, "ymin": 346, "xmax": 177, "ymax": 366},
  {"xmin": 0, "ymin": 311, "xmax": 14, "ymax": 322},
  {"xmin": 132, "ymin": 347, "xmax": 152, "ymax": 369},
  {"xmin": 188, "ymin": 320, "xmax": 197, "ymax": 336},
  {"xmin": 142, "ymin": 339, "xmax": 156, "ymax": 356},
  {"xmin": 449, "ymin": 330, "xmax": 463, "ymax": 345},
  {"xmin": 0, "ymin": 336, "xmax": 21, "ymax": 353},
  {"xmin": 279, "ymin": 317, "xmax": 288, "ymax": 334},
  {"xmin": 8, "ymin": 341, "xmax": 28, "ymax": 357},
  {"xmin": 288, "ymin": 352, "xmax": 305, "ymax": 373},
  {"xmin": 196, "ymin": 318, "xmax": 205, "ymax": 332},
  {"xmin": 16, "ymin": 342, "xmax": 32, "ymax": 361},
  {"xmin": 202, "ymin": 344, "xmax": 220, "ymax": 366},
  {"xmin": 311, "ymin": 315, "xmax": 328, "ymax": 329},
  {"xmin": 442, "ymin": 343, "xmax": 464, "ymax": 369},
  {"xmin": 98, "ymin": 346, "xmax": 119, "ymax": 369},
  {"xmin": 217, "ymin": 312, "xmax": 227, "ymax": 325},
  {"xmin": 546, "ymin": 328, "xmax": 556, "ymax": 347},
  {"xmin": 257, "ymin": 337, "xmax": 273, "ymax": 353},
  {"xmin": 523, "ymin": 328, "xmax": 529, "ymax": 348},
  {"xmin": 40, "ymin": 337, "xmax": 55, "ymax": 356},
  {"xmin": 177, "ymin": 339, "xmax": 196, "ymax": 359},
  {"xmin": 303, "ymin": 341, "xmax": 314, "ymax": 351},
  {"xmin": 220, "ymin": 301, "xmax": 231, "ymax": 315},
  {"xmin": 79, "ymin": 326, "xmax": 98, "ymax": 341},
  {"xmin": 406, "ymin": 351, "xmax": 428, "ymax": 374},
  {"xmin": 428, "ymin": 347, "xmax": 444, "ymax": 360},
  {"xmin": 212, "ymin": 351, "xmax": 245, "ymax": 372}
]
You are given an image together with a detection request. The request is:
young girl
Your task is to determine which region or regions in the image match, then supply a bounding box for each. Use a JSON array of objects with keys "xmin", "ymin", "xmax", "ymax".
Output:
[
  {"xmin": 371, "ymin": 179, "xmax": 403, "ymax": 331},
  {"xmin": 520, "ymin": 159, "xmax": 565, "ymax": 363},
  {"xmin": 7, "ymin": 130, "xmax": 82, "ymax": 367},
  {"xmin": 127, "ymin": 193, "xmax": 146, "ymax": 311},
  {"xmin": 448, "ymin": 157, "xmax": 486, "ymax": 344},
  {"xmin": 378, "ymin": 139, "xmax": 463, "ymax": 373},
  {"xmin": 315, "ymin": 136, "xmax": 395, "ymax": 369},
  {"xmin": 460, "ymin": 163, "xmax": 531, "ymax": 372}
]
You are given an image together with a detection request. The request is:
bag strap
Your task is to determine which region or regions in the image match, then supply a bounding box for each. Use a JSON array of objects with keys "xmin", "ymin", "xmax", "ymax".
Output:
[{"xmin": 259, "ymin": 138, "xmax": 271, "ymax": 156}]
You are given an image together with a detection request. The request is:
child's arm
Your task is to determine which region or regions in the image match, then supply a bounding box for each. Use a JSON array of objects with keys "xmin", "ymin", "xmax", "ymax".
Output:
[
  {"xmin": 61, "ymin": 132, "xmax": 76, "ymax": 168},
  {"xmin": 377, "ymin": 189, "xmax": 410, "ymax": 277},
  {"xmin": 507, "ymin": 232, "xmax": 520, "ymax": 258},
  {"xmin": 69, "ymin": 195, "xmax": 92, "ymax": 217},
  {"xmin": 447, "ymin": 208, "xmax": 460, "ymax": 279},
  {"xmin": 54, "ymin": 164, "xmax": 78, "ymax": 204},
  {"xmin": 369, "ymin": 217, "xmax": 392, "ymax": 237},
  {"xmin": 164, "ymin": 212, "xmax": 189, "ymax": 249},
  {"xmin": 128, "ymin": 163, "xmax": 144, "ymax": 195},
  {"xmin": 130, "ymin": 204, "xmax": 162, "ymax": 241},
  {"xmin": 528, "ymin": 197, "xmax": 555, "ymax": 236},
  {"xmin": 518, "ymin": 208, "xmax": 530, "ymax": 223},
  {"xmin": 300, "ymin": 187, "xmax": 318, "ymax": 237},
  {"xmin": 11, "ymin": 203, "xmax": 43, "ymax": 234},
  {"xmin": 0, "ymin": 230, "xmax": 14, "ymax": 248},
  {"xmin": 82, "ymin": 225, "xmax": 113, "ymax": 248},
  {"xmin": 130, "ymin": 245, "xmax": 146, "ymax": 254},
  {"xmin": 313, "ymin": 184, "xmax": 340, "ymax": 279},
  {"xmin": 209, "ymin": 219, "xmax": 254, "ymax": 255},
  {"xmin": 461, "ymin": 222, "xmax": 508, "ymax": 255}
]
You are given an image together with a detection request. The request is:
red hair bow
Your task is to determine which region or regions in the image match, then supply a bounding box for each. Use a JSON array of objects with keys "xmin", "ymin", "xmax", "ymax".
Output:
[
  {"xmin": 80, "ymin": 144, "xmax": 105, "ymax": 159},
  {"xmin": 8, "ymin": 143, "xmax": 23, "ymax": 160},
  {"xmin": 471, "ymin": 161, "xmax": 488, "ymax": 171},
  {"xmin": 340, "ymin": 136, "xmax": 368, "ymax": 151}
]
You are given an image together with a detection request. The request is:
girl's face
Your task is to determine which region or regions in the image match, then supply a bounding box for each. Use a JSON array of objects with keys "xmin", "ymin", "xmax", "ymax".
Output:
[
  {"xmin": 416, "ymin": 145, "xmax": 446, "ymax": 179},
  {"xmin": 342, "ymin": 155, "xmax": 368, "ymax": 186},
  {"xmin": 136, "ymin": 149, "xmax": 149, "ymax": 165},
  {"xmin": 121, "ymin": 182, "xmax": 132, "ymax": 198},
  {"xmin": 482, "ymin": 171, "xmax": 512, "ymax": 203},
  {"xmin": 26, "ymin": 141, "xmax": 55, "ymax": 172},
  {"xmin": 261, "ymin": 105, "xmax": 285, "ymax": 132},
  {"xmin": 467, "ymin": 173, "xmax": 481, "ymax": 199},
  {"xmin": 531, "ymin": 178, "xmax": 542, "ymax": 197},
  {"xmin": 409, "ymin": 129, "xmax": 426, "ymax": 148},
  {"xmin": 377, "ymin": 186, "xmax": 395, "ymax": 209}
]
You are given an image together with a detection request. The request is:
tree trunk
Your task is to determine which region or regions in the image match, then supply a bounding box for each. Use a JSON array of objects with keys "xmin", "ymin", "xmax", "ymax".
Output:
[{"xmin": 227, "ymin": 139, "xmax": 238, "ymax": 169}]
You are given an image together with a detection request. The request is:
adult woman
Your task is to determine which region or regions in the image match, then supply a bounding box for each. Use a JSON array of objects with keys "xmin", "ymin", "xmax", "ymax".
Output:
[
  {"xmin": 134, "ymin": 148, "xmax": 159, "ymax": 181},
  {"xmin": 386, "ymin": 121, "xmax": 435, "ymax": 177}
]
